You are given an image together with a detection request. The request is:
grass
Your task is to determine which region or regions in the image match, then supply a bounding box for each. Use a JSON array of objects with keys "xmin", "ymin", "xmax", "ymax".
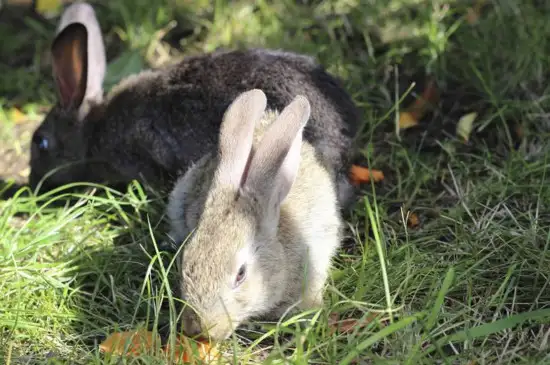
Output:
[{"xmin": 1, "ymin": 0, "xmax": 550, "ymax": 363}]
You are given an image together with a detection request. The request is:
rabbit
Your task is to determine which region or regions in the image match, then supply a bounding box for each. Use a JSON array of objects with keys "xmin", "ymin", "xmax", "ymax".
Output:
[
  {"xmin": 166, "ymin": 89, "xmax": 343, "ymax": 340},
  {"xmin": 29, "ymin": 1, "xmax": 361, "ymax": 210}
]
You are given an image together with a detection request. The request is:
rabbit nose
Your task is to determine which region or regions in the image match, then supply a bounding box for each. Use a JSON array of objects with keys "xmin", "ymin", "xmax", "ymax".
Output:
[{"xmin": 182, "ymin": 315, "xmax": 203, "ymax": 338}]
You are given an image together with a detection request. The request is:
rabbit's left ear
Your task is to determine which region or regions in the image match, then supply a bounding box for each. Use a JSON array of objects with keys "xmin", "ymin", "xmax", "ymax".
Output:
[
  {"xmin": 243, "ymin": 95, "xmax": 311, "ymax": 207},
  {"xmin": 215, "ymin": 89, "xmax": 267, "ymax": 190},
  {"xmin": 52, "ymin": 2, "xmax": 106, "ymax": 120}
]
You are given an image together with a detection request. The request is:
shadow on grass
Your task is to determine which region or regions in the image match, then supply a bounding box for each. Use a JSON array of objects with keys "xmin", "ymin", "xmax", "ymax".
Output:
[
  {"xmin": 0, "ymin": 179, "xmax": 28, "ymax": 200},
  {"xmin": 66, "ymin": 231, "xmax": 181, "ymax": 346}
]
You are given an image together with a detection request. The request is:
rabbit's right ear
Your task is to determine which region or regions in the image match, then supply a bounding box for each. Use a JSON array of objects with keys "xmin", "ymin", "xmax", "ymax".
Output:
[
  {"xmin": 215, "ymin": 89, "xmax": 268, "ymax": 189},
  {"xmin": 243, "ymin": 95, "xmax": 310, "ymax": 207},
  {"xmin": 51, "ymin": 2, "xmax": 106, "ymax": 121}
]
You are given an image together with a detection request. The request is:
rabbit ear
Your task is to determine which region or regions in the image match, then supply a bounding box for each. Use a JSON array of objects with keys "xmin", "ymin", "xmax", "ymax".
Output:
[
  {"xmin": 52, "ymin": 2, "xmax": 106, "ymax": 120},
  {"xmin": 51, "ymin": 23, "xmax": 88, "ymax": 111},
  {"xmin": 215, "ymin": 89, "xmax": 267, "ymax": 189},
  {"xmin": 243, "ymin": 95, "xmax": 311, "ymax": 206}
]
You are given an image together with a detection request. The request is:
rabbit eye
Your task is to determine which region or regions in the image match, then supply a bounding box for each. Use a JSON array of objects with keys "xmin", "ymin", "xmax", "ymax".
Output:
[
  {"xmin": 33, "ymin": 134, "xmax": 49, "ymax": 151},
  {"xmin": 234, "ymin": 264, "xmax": 247, "ymax": 287}
]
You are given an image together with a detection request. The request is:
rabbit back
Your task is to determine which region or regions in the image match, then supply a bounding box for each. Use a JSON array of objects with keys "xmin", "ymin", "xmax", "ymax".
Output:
[{"xmin": 88, "ymin": 49, "xmax": 360, "ymax": 201}]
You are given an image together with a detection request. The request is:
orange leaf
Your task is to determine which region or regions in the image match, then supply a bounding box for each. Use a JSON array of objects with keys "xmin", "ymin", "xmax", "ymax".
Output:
[
  {"xmin": 349, "ymin": 165, "xmax": 384, "ymax": 186},
  {"xmin": 99, "ymin": 330, "xmax": 160, "ymax": 356},
  {"xmin": 163, "ymin": 335, "xmax": 219, "ymax": 363},
  {"xmin": 399, "ymin": 78, "xmax": 439, "ymax": 130},
  {"xmin": 328, "ymin": 312, "xmax": 381, "ymax": 335},
  {"xmin": 407, "ymin": 212, "xmax": 420, "ymax": 228}
]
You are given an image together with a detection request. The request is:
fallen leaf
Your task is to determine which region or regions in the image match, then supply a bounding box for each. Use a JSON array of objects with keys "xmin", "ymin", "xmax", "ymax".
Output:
[
  {"xmin": 398, "ymin": 78, "xmax": 439, "ymax": 130},
  {"xmin": 466, "ymin": 0, "xmax": 487, "ymax": 24},
  {"xmin": 398, "ymin": 111, "xmax": 419, "ymax": 129},
  {"xmin": 163, "ymin": 335, "xmax": 219, "ymax": 363},
  {"xmin": 407, "ymin": 212, "xmax": 420, "ymax": 228},
  {"xmin": 19, "ymin": 167, "xmax": 30, "ymax": 178},
  {"xmin": 329, "ymin": 312, "xmax": 339, "ymax": 323},
  {"xmin": 99, "ymin": 330, "xmax": 160, "ymax": 357},
  {"xmin": 35, "ymin": 0, "xmax": 62, "ymax": 16},
  {"xmin": 466, "ymin": 8, "xmax": 479, "ymax": 24},
  {"xmin": 7, "ymin": 107, "xmax": 27, "ymax": 124},
  {"xmin": 515, "ymin": 123, "xmax": 524, "ymax": 140},
  {"xmin": 349, "ymin": 165, "xmax": 384, "ymax": 186},
  {"xmin": 456, "ymin": 112, "xmax": 478, "ymax": 142},
  {"xmin": 99, "ymin": 330, "xmax": 218, "ymax": 364},
  {"xmin": 328, "ymin": 312, "xmax": 381, "ymax": 335}
]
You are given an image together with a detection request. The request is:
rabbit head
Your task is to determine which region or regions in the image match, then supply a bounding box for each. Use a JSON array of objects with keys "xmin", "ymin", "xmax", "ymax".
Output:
[
  {"xmin": 178, "ymin": 89, "xmax": 311, "ymax": 340},
  {"xmin": 29, "ymin": 2, "xmax": 106, "ymax": 191}
]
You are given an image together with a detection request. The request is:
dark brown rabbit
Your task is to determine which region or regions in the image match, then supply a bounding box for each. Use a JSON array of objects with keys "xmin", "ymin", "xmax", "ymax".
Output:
[{"xmin": 29, "ymin": 2, "xmax": 362, "ymax": 209}]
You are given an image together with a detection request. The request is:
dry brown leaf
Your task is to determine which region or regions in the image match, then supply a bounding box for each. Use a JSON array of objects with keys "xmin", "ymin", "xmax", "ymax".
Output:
[
  {"xmin": 398, "ymin": 78, "xmax": 439, "ymax": 130},
  {"xmin": 349, "ymin": 165, "xmax": 384, "ymax": 186},
  {"xmin": 99, "ymin": 330, "xmax": 160, "ymax": 357},
  {"xmin": 407, "ymin": 212, "xmax": 420, "ymax": 228},
  {"xmin": 163, "ymin": 335, "xmax": 219, "ymax": 363},
  {"xmin": 328, "ymin": 312, "xmax": 380, "ymax": 335},
  {"xmin": 466, "ymin": 0, "xmax": 487, "ymax": 24},
  {"xmin": 466, "ymin": 8, "xmax": 479, "ymax": 24},
  {"xmin": 515, "ymin": 123, "xmax": 524, "ymax": 141}
]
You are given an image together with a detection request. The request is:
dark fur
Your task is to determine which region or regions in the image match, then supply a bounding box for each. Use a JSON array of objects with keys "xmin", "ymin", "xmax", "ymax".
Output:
[{"xmin": 30, "ymin": 7, "xmax": 361, "ymax": 208}]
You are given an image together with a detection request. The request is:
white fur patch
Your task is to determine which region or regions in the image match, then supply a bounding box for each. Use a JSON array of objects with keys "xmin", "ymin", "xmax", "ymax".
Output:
[{"xmin": 234, "ymin": 245, "xmax": 251, "ymax": 272}]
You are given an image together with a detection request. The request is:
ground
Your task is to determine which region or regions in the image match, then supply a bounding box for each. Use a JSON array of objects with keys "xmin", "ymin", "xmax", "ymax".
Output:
[{"xmin": 1, "ymin": 0, "xmax": 550, "ymax": 364}]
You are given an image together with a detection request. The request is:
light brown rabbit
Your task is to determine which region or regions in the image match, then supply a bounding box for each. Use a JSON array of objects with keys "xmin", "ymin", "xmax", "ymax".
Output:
[{"xmin": 166, "ymin": 89, "xmax": 343, "ymax": 340}]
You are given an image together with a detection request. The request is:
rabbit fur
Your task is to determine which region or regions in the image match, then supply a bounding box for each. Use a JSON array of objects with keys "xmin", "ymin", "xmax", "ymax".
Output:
[
  {"xmin": 29, "ymin": 1, "xmax": 361, "ymax": 209},
  {"xmin": 168, "ymin": 89, "xmax": 343, "ymax": 340}
]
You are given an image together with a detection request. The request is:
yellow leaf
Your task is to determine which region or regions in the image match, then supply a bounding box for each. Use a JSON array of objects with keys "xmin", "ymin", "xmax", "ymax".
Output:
[
  {"xmin": 36, "ymin": 0, "xmax": 62, "ymax": 16},
  {"xmin": 19, "ymin": 167, "xmax": 30, "ymax": 178},
  {"xmin": 7, "ymin": 108, "xmax": 27, "ymax": 124},
  {"xmin": 99, "ymin": 330, "xmax": 160, "ymax": 357},
  {"xmin": 398, "ymin": 111, "xmax": 419, "ymax": 129},
  {"xmin": 456, "ymin": 112, "xmax": 478, "ymax": 142}
]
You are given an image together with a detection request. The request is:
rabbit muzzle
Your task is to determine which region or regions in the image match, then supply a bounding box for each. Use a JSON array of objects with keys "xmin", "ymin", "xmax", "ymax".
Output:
[{"xmin": 182, "ymin": 306, "xmax": 235, "ymax": 341}]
